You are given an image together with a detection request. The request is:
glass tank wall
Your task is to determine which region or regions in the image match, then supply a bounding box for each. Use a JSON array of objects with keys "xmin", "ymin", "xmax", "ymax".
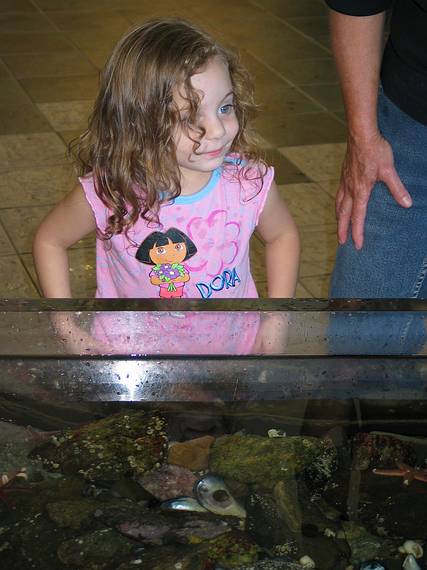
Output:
[{"xmin": 0, "ymin": 299, "xmax": 426, "ymax": 570}]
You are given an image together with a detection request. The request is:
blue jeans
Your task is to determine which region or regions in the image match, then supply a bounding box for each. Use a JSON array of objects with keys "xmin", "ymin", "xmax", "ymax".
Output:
[
  {"xmin": 329, "ymin": 88, "xmax": 426, "ymax": 354},
  {"xmin": 331, "ymin": 88, "xmax": 427, "ymax": 299}
]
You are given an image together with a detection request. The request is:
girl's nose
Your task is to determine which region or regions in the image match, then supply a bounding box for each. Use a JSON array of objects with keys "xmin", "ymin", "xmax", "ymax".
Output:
[{"xmin": 202, "ymin": 115, "xmax": 226, "ymax": 140}]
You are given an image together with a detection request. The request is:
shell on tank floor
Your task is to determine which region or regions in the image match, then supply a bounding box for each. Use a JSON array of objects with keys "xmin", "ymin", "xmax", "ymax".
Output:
[{"xmin": 195, "ymin": 473, "xmax": 246, "ymax": 519}]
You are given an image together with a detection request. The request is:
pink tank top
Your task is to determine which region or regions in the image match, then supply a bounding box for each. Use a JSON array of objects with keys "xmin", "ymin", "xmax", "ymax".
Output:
[{"xmin": 80, "ymin": 158, "xmax": 273, "ymax": 300}]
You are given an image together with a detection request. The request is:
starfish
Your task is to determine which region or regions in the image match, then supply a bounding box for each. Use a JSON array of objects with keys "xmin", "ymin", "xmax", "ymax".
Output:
[{"xmin": 372, "ymin": 461, "xmax": 427, "ymax": 486}]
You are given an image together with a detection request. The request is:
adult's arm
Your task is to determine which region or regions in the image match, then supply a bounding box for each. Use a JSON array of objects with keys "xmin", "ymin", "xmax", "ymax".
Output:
[{"xmin": 328, "ymin": 6, "xmax": 412, "ymax": 249}]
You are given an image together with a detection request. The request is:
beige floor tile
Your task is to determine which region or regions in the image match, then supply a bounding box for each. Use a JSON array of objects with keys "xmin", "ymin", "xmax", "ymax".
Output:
[
  {"xmin": 240, "ymin": 53, "xmax": 322, "ymax": 115},
  {"xmin": 45, "ymin": 10, "xmax": 131, "ymax": 33},
  {"xmin": 66, "ymin": 29, "xmax": 125, "ymax": 52},
  {"xmin": 256, "ymin": 135, "xmax": 274, "ymax": 149},
  {"xmin": 317, "ymin": 179, "xmax": 340, "ymax": 199},
  {"xmin": 0, "ymin": 103, "xmax": 52, "ymax": 135},
  {"xmin": 252, "ymin": 34, "xmax": 327, "ymax": 74},
  {"xmin": 0, "ymin": 206, "xmax": 95, "ymax": 253},
  {"xmin": 265, "ymin": 148, "xmax": 310, "ymax": 185},
  {"xmin": 256, "ymin": 280, "xmax": 268, "ymax": 297},
  {"xmin": 258, "ymin": 81, "xmax": 322, "ymax": 115},
  {"xmin": 0, "ymin": 165, "xmax": 75, "ymax": 208},
  {"xmin": 287, "ymin": 16, "xmax": 329, "ymax": 45},
  {"xmin": 0, "ymin": 132, "xmax": 67, "ymax": 172},
  {"xmin": 0, "ymin": 33, "xmax": 73, "ymax": 55},
  {"xmin": 0, "ymin": 205, "xmax": 55, "ymax": 253},
  {"xmin": 249, "ymin": 227, "xmax": 331, "ymax": 289},
  {"xmin": 252, "ymin": 0, "xmax": 327, "ymax": 18},
  {"xmin": 58, "ymin": 130, "xmax": 84, "ymax": 146},
  {"xmin": 0, "ymin": 255, "xmax": 39, "ymax": 297},
  {"xmin": 251, "ymin": 236, "xmax": 316, "ymax": 298},
  {"xmin": 279, "ymin": 143, "xmax": 346, "ymax": 181},
  {"xmin": 37, "ymin": 100, "xmax": 93, "ymax": 131},
  {"xmin": 68, "ymin": 247, "xmax": 97, "ymax": 297},
  {"xmin": 274, "ymin": 57, "xmax": 338, "ymax": 86},
  {"xmin": 191, "ymin": 1, "xmax": 321, "ymax": 61},
  {"xmin": 241, "ymin": 23, "xmax": 326, "ymax": 68},
  {"xmin": 83, "ymin": 48, "xmax": 111, "ymax": 70},
  {"xmin": 255, "ymin": 112, "xmax": 346, "ymax": 147},
  {"xmin": 0, "ymin": 222, "xmax": 14, "ymax": 255},
  {"xmin": 302, "ymin": 84, "xmax": 344, "ymax": 113},
  {"xmin": 296, "ymin": 281, "xmax": 312, "ymax": 297},
  {"xmin": 278, "ymin": 182, "xmax": 336, "ymax": 227},
  {"xmin": 0, "ymin": 13, "xmax": 56, "ymax": 33},
  {"xmin": 0, "ymin": 59, "xmax": 10, "ymax": 78},
  {"xmin": 299, "ymin": 225, "xmax": 337, "ymax": 277},
  {"xmin": 20, "ymin": 75, "xmax": 99, "ymax": 103},
  {"xmin": 120, "ymin": 7, "xmax": 201, "ymax": 24},
  {"xmin": 4, "ymin": 51, "xmax": 97, "ymax": 78},
  {"xmin": 19, "ymin": 253, "xmax": 39, "ymax": 291},
  {"xmin": 0, "ymin": 79, "xmax": 31, "ymax": 105},
  {"xmin": 300, "ymin": 274, "xmax": 332, "ymax": 298},
  {"xmin": 22, "ymin": 247, "xmax": 96, "ymax": 297},
  {"xmin": 34, "ymin": 0, "xmax": 156, "ymax": 9},
  {"xmin": 0, "ymin": 0, "xmax": 37, "ymax": 11}
]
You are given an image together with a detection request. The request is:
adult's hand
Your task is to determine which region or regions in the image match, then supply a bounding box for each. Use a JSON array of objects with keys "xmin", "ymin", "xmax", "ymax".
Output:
[{"xmin": 336, "ymin": 132, "xmax": 412, "ymax": 249}]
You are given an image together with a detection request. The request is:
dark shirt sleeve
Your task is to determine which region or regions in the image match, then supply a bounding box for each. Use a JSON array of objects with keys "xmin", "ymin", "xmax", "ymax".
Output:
[{"xmin": 325, "ymin": 1, "xmax": 392, "ymax": 16}]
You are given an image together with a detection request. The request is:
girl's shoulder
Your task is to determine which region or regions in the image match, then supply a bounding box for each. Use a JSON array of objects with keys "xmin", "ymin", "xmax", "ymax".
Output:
[
  {"xmin": 78, "ymin": 172, "xmax": 95, "ymax": 192},
  {"xmin": 78, "ymin": 172, "xmax": 107, "ymax": 230},
  {"xmin": 78, "ymin": 172, "xmax": 100, "ymax": 208}
]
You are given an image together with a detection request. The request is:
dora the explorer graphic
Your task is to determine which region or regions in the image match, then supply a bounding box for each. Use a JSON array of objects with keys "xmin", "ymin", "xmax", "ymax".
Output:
[{"xmin": 135, "ymin": 228, "xmax": 197, "ymax": 298}]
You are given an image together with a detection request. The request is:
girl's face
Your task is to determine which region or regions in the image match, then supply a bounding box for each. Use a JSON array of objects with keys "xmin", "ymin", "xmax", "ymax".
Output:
[
  {"xmin": 174, "ymin": 56, "xmax": 239, "ymax": 195},
  {"xmin": 149, "ymin": 239, "xmax": 187, "ymax": 265}
]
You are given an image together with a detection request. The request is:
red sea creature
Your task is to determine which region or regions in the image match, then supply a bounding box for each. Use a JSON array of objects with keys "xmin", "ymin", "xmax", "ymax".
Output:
[
  {"xmin": 373, "ymin": 461, "xmax": 427, "ymax": 486},
  {"xmin": 0, "ymin": 467, "xmax": 29, "ymax": 505}
]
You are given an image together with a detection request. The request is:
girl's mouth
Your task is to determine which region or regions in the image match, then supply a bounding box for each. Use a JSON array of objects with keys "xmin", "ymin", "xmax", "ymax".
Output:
[{"xmin": 203, "ymin": 146, "xmax": 224, "ymax": 158}]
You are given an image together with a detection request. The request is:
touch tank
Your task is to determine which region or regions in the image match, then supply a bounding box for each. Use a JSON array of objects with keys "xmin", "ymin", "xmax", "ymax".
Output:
[{"xmin": 0, "ymin": 299, "xmax": 426, "ymax": 570}]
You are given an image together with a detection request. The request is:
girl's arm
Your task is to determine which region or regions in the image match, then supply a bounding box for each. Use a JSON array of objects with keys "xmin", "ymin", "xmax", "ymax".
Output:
[
  {"xmin": 256, "ymin": 180, "xmax": 300, "ymax": 298},
  {"xmin": 33, "ymin": 185, "xmax": 109, "ymax": 354},
  {"xmin": 33, "ymin": 183, "xmax": 97, "ymax": 298}
]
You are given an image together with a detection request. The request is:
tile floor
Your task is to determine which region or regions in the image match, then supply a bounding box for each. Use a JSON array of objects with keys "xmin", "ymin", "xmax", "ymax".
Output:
[{"xmin": 0, "ymin": 0, "xmax": 346, "ymax": 298}]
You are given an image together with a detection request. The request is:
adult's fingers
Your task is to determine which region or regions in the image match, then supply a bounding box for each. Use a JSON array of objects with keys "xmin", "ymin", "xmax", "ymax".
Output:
[
  {"xmin": 382, "ymin": 167, "xmax": 412, "ymax": 208},
  {"xmin": 350, "ymin": 197, "xmax": 369, "ymax": 250},
  {"xmin": 336, "ymin": 191, "xmax": 353, "ymax": 245}
]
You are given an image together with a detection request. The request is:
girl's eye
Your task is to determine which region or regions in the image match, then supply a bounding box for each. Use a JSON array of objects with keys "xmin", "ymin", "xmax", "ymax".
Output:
[
  {"xmin": 175, "ymin": 243, "xmax": 184, "ymax": 250},
  {"xmin": 156, "ymin": 247, "xmax": 166, "ymax": 255},
  {"xmin": 219, "ymin": 103, "xmax": 234, "ymax": 115}
]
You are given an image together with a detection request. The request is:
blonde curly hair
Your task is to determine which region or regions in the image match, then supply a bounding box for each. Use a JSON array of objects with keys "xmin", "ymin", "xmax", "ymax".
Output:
[{"xmin": 71, "ymin": 18, "xmax": 267, "ymax": 240}]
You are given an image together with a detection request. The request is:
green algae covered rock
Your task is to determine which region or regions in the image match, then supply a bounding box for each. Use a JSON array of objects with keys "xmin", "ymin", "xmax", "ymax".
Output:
[
  {"xmin": 342, "ymin": 521, "xmax": 396, "ymax": 564},
  {"xmin": 46, "ymin": 499, "xmax": 99, "ymax": 530},
  {"xmin": 57, "ymin": 528, "xmax": 134, "ymax": 568},
  {"xmin": 32, "ymin": 410, "xmax": 167, "ymax": 482},
  {"xmin": 207, "ymin": 530, "xmax": 260, "ymax": 568},
  {"xmin": 209, "ymin": 434, "xmax": 335, "ymax": 489}
]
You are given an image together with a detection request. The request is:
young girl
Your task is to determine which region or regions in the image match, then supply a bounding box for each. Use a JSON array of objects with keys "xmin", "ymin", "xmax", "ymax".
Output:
[{"xmin": 33, "ymin": 19, "xmax": 299, "ymax": 353}]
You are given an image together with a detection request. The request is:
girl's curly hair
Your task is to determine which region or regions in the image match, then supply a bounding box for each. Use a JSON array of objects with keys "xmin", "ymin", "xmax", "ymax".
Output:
[{"xmin": 70, "ymin": 18, "xmax": 267, "ymax": 240}]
